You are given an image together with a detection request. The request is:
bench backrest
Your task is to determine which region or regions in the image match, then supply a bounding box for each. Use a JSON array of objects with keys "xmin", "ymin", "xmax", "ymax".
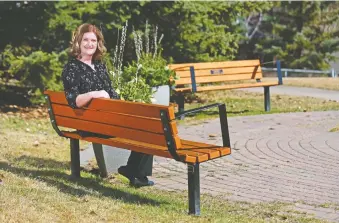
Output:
[
  {"xmin": 169, "ymin": 59, "xmax": 262, "ymax": 85},
  {"xmin": 44, "ymin": 91, "xmax": 181, "ymax": 149}
]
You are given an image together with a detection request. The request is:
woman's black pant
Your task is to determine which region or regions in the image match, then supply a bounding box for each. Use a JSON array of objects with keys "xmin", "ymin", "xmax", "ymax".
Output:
[{"xmin": 126, "ymin": 151, "xmax": 153, "ymax": 177}]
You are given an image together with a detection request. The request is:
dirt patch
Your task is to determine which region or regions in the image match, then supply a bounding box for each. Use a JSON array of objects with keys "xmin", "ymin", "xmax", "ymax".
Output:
[{"xmin": 0, "ymin": 104, "xmax": 48, "ymax": 119}]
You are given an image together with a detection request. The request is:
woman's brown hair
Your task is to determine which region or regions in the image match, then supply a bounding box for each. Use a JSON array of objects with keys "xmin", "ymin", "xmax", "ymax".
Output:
[{"xmin": 69, "ymin": 23, "xmax": 107, "ymax": 60}]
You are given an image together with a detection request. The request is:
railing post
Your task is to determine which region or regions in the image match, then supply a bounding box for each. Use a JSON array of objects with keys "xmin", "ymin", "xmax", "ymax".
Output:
[{"xmin": 276, "ymin": 60, "xmax": 283, "ymax": 85}]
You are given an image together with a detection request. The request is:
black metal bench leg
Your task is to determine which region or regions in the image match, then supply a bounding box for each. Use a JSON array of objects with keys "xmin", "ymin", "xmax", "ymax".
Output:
[
  {"xmin": 188, "ymin": 163, "xmax": 200, "ymax": 216},
  {"xmin": 264, "ymin": 86, "xmax": 270, "ymax": 112},
  {"xmin": 171, "ymin": 93, "xmax": 185, "ymax": 119},
  {"xmin": 70, "ymin": 138, "xmax": 80, "ymax": 178},
  {"xmin": 178, "ymin": 94, "xmax": 185, "ymax": 112},
  {"xmin": 93, "ymin": 143, "xmax": 108, "ymax": 178}
]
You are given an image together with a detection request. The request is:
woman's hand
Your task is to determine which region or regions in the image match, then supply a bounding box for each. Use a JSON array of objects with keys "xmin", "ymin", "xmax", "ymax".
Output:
[
  {"xmin": 76, "ymin": 90, "xmax": 110, "ymax": 108},
  {"xmin": 90, "ymin": 90, "xmax": 110, "ymax": 99}
]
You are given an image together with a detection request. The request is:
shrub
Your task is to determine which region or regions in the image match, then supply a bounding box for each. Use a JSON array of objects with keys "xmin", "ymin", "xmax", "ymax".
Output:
[
  {"xmin": 109, "ymin": 21, "xmax": 176, "ymax": 103},
  {"xmin": 1, "ymin": 44, "xmax": 67, "ymax": 104}
]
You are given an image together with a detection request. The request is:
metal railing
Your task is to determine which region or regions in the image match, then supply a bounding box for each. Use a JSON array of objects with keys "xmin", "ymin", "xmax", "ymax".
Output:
[{"xmin": 262, "ymin": 67, "xmax": 337, "ymax": 78}]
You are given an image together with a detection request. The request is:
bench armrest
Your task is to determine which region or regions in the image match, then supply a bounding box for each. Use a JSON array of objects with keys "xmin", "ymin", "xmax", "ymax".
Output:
[
  {"xmin": 175, "ymin": 103, "xmax": 231, "ymax": 148},
  {"xmin": 174, "ymin": 103, "xmax": 222, "ymax": 119}
]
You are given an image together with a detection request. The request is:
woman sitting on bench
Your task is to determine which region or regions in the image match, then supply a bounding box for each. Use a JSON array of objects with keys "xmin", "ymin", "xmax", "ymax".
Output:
[{"xmin": 61, "ymin": 23, "xmax": 154, "ymax": 187}]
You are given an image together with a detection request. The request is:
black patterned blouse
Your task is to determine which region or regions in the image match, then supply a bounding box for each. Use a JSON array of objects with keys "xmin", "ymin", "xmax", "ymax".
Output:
[{"xmin": 62, "ymin": 58, "xmax": 120, "ymax": 108}]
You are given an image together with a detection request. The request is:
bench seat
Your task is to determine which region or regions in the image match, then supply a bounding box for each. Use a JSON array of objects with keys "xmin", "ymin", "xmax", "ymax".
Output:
[
  {"xmin": 62, "ymin": 131, "xmax": 230, "ymax": 164},
  {"xmin": 173, "ymin": 81, "xmax": 280, "ymax": 93}
]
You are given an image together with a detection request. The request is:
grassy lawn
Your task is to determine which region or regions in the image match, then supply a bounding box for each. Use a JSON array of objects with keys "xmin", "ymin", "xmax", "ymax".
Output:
[
  {"xmin": 1, "ymin": 89, "xmax": 337, "ymax": 222},
  {"xmin": 265, "ymin": 77, "xmax": 339, "ymax": 91},
  {"xmin": 180, "ymin": 89, "xmax": 339, "ymax": 123},
  {"xmin": 0, "ymin": 114, "xmax": 327, "ymax": 223}
]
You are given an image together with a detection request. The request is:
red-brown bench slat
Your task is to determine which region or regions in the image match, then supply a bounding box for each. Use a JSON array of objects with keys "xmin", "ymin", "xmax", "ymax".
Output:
[
  {"xmin": 62, "ymin": 131, "xmax": 211, "ymax": 163},
  {"xmin": 168, "ymin": 59, "xmax": 260, "ymax": 71},
  {"xmin": 45, "ymin": 90, "xmax": 176, "ymax": 120},
  {"xmin": 52, "ymin": 103, "xmax": 178, "ymax": 135},
  {"xmin": 173, "ymin": 66, "xmax": 263, "ymax": 78}
]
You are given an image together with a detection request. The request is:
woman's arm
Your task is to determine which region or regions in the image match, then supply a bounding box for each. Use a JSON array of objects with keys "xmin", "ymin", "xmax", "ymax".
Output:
[
  {"xmin": 62, "ymin": 61, "xmax": 110, "ymax": 108},
  {"xmin": 75, "ymin": 90, "xmax": 110, "ymax": 108},
  {"xmin": 62, "ymin": 60, "xmax": 112, "ymax": 108},
  {"xmin": 62, "ymin": 62, "xmax": 81, "ymax": 108}
]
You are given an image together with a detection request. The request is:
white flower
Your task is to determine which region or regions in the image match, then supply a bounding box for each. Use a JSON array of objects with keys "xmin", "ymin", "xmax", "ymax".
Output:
[
  {"xmin": 164, "ymin": 66, "xmax": 169, "ymax": 70},
  {"xmin": 138, "ymin": 64, "xmax": 143, "ymax": 69}
]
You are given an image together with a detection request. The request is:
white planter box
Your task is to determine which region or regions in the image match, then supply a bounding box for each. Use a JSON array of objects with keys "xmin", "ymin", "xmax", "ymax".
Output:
[{"xmin": 151, "ymin": 85, "xmax": 170, "ymax": 106}]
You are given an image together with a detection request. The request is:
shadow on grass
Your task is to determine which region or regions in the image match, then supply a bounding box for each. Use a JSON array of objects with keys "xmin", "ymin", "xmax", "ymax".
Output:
[
  {"xmin": 0, "ymin": 156, "xmax": 165, "ymax": 206},
  {"xmin": 183, "ymin": 109, "xmax": 251, "ymax": 118},
  {"xmin": 14, "ymin": 155, "xmax": 70, "ymax": 169}
]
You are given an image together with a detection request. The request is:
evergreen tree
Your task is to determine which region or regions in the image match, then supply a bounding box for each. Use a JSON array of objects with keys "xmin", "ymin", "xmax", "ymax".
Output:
[
  {"xmin": 254, "ymin": 1, "xmax": 339, "ymax": 69},
  {"xmin": 141, "ymin": 1, "xmax": 271, "ymax": 63}
]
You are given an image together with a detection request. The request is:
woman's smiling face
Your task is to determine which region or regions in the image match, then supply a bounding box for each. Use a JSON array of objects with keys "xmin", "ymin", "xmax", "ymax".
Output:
[{"xmin": 80, "ymin": 32, "xmax": 98, "ymax": 58}]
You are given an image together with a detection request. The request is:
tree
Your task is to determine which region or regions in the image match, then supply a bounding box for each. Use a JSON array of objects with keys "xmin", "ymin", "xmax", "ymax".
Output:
[
  {"xmin": 139, "ymin": 1, "xmax": 271, "ymax": 63},
  {"xmin": 254, "ymin": 1, "xmax": 339, "ymax": 69},
  {"xmin": 0, "ymin": 1, "xmax": 52, "ymax": 50},
  {"xmin": 0, "ymin": 1, "xmax": 274, "ymax": 105}
]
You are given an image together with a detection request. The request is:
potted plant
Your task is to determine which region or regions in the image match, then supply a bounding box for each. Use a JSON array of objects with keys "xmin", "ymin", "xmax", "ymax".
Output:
[{"xmin": 109, "ymin": 21, "xmax": 176, "ymax": 105}]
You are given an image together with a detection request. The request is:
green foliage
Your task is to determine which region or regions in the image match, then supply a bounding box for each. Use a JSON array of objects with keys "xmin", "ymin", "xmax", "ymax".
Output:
[
  {"xmin": 48, "ymin": 1, "xmax": 143, "ymax": 54},
  {"xmin": 123, "ymin": 53, "xmax": 176, "ymax": 87},
  {"xmin": 0, "ymin": 45, "xmax": 31, "ymax": 79},
  {"xmin": 114, "ymin": 77, "xmax": 152, "ymax": 103},
  {"xmin": 0, "ymin": 1, "xmax": 52, "ymax": 50},
  {"xmin": 111, "ymin": 53, "xmax": 176, "ymax": 103},
  {"xmin": 109, "ymin": 21, "xmax": 176, "ymax": 103},
  {"xmin": 255, "ymin": 1, "xmax": 339, "ymax": 69},
  {"xmin": 145, "ymin": 1, "xmax": 272, "ymax": 62},
  {"xmin": 7, "ymin": 50, "xmax": 67, "ymax": 104},
  {"xmin": 3, "ymin": 1, "xmax": 339, "ymax": 106}
]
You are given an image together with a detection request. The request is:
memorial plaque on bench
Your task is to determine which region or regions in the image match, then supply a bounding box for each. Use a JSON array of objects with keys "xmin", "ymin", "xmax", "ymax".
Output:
[{"xmin": 210, "ymin": 69, "xmax": 223, "ymax": 75}]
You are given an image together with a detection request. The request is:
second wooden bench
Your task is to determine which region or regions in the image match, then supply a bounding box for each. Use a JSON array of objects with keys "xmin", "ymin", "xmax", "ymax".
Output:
[{"xmin": 169, "ymin": 59, "xmax": 283, "ymax": 114}]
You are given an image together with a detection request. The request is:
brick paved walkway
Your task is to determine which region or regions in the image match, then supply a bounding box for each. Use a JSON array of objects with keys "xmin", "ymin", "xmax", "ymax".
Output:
[{"xmin": 152, "ymin": 111, "xmax": 339, "ymax": 222}]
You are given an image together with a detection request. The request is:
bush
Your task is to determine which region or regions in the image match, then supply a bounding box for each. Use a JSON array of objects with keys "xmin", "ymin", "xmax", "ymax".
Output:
[
  {"xmin": 8, "ymin": 50, "xmax": 67, "ymax": 104},
  {"xmin": 109, "ymin": 21, "xmax": 176, "ymax": 103},
  {"xmin": 0, "ymin": 44, "xmax": 67, "ymax": 105},
  {"xmin": 123, "ymin": 53, "xmax": 175, "ymax": 87}
]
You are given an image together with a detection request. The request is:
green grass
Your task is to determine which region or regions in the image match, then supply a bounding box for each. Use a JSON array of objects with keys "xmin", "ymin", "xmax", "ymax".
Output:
[
  {"xmin": 1, "ymin": 89, "xmax": 337, "ymax": 222},
  {"xmin": 329, "ymin": 126, "xmax": 339, "ymax": 132},
  {"xmin": 178, "ymin": 90, "xmax": 339, "ymax": 124},
  {"xmin": 0, "ymin": 117, "xmax": 326, "ymax": 223},
  {"xmin": 265, "ymin": 77, "xmax": 339, "ymax": 91}
]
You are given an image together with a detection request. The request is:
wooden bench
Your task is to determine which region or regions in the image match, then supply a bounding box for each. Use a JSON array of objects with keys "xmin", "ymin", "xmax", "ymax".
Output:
[
  {"xmin": 169, "ymin": 59, "xmax": 283, "ymax": 114},
  {"xmin": 44, "ymin": 90, "xmax": 231, "ymax": 216}
]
